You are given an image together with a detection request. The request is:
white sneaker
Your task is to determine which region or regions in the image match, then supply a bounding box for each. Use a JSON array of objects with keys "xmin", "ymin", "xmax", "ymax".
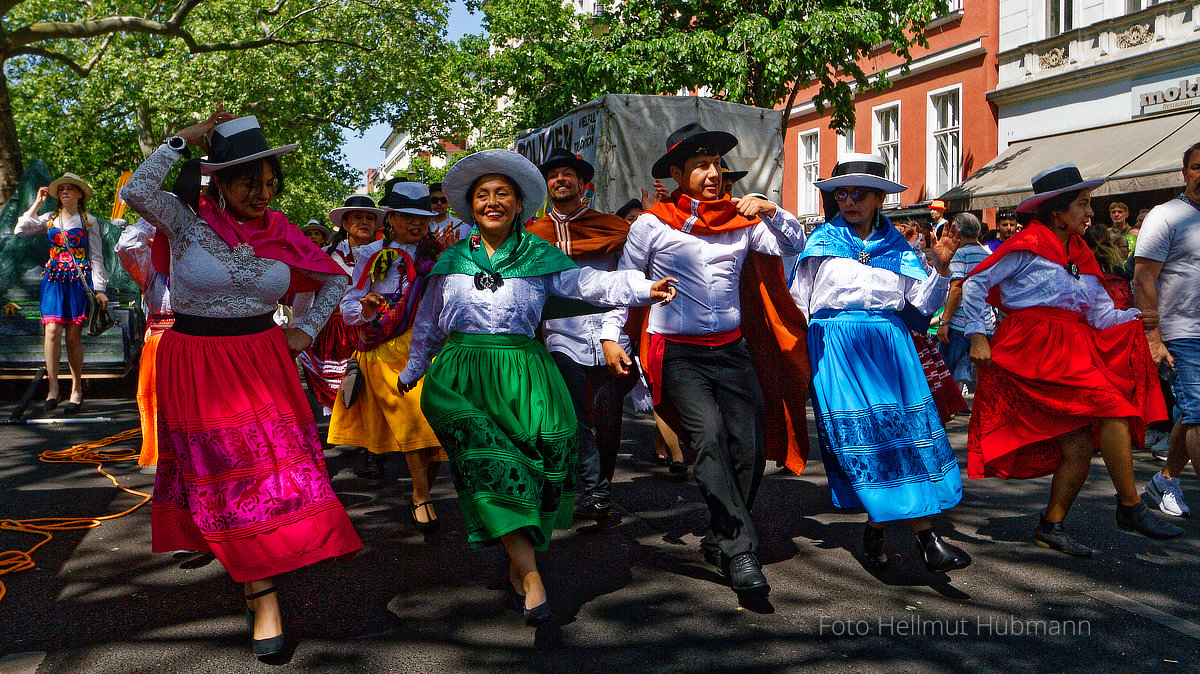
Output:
[
  {"xmin": 1145, "ymin": 473, "xmax": 1190, "ymax": 518},
  {"xmin": 960, "ymin": 383, "xmax": 970, "ymax": 399}
]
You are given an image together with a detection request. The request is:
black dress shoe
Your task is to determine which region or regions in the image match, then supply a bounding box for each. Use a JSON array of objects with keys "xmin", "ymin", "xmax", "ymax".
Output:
[
  {"xmin": 917, "ymin": 528, "xmax": 971, "ymax": 572},
  {"xmin": 355, "ymin": 450, "xmax": 384, "ymax": 479},
  {"xmin": 410, "ymin": 501, "xmax": 440, "ymax": 534},
  {"xmin": 1116, "ymin": 501, "xmax": 1184, "ymax": 540},
  {"xmin": 523, "ymin": 600, "xmax": 553, "ymax": 627},
  {"xmin": 669, "ymin": 460, "xmax": 687, "ymax": 475},
  {"xmin": 1034, "ymin": 517, "xmax": 1094, "ymax": 557},
  {"xmin": 863, "ymin": 524, "xmax": 889, "ymax": 569},
  {"xmin": 727, "ymin": 552, "xmax": 770, "ymax": 593},
  {"xmin": 573, "ymin": 493, "xmax": 612, "ymax": 520},
  {"xmin": 245, "ymin": 585, "xmax": 286, "ymax": 656},
  {"xmin": 42, "ymin": 397, "xmax": 58, "ymax": 412},
  {"xmin": 62, "ymin": 401, "xmax": 81, "ymax": 415}
]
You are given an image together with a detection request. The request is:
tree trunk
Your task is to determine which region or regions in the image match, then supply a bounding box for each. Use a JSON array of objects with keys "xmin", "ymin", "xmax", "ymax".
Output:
[
  {"xmin": 135, "ymin": 100, "xmax": 158, "ymax": 159},
  {"xmin": 0, "ymin": 65, "xmax": 25, "ymax": 205}
]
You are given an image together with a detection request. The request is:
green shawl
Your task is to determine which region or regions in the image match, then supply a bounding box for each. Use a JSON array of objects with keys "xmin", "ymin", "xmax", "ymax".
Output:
[{"xmin": 430, "ymin": 224, "xmax": 608, "ymax": 320}]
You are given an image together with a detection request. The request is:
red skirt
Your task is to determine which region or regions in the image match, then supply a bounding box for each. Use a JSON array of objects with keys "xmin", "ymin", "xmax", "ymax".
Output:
[
  {"xmin": 298, "ymin": 310, "xmax": 357, "ymax": 412},
  {"xmin": 968, "ymin": 306, "xmax": 1166, "ymax": 479},
  {"xmin": 152, "ymin": 324, "xmax": 362, "ymax": 581}
]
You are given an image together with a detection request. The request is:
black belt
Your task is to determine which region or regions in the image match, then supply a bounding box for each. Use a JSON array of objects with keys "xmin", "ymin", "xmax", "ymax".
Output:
[{"xmin": 171, "ymin": 312, "xmax": 276, "ymax": 336}]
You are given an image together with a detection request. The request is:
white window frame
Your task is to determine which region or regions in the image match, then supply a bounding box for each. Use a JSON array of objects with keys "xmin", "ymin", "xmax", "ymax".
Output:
[
  {"xmin": 797, "ymin": 129, "xmax": 821, "ymax": 216},
  {"xmin": 837, "ymin": 127, "xmax": 855, "ymax": 159},
  {"xmin": 872, "ymin": 102, "xmax": 902, "ymax": 206},
  {"xmin": 927, "ymin": 84, "xmax": 963, "ymax": 200},
  {"xmin": 1046, "ymin": 0, "xmax": 1074, "ymax": 37}
]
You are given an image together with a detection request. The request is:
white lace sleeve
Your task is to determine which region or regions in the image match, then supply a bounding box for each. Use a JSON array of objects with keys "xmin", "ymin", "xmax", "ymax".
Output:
[
  {"xmin": 400, "ymin": 275, "xmax": 447, "ymax": 386},
  {"xmin": 119, "ymin": 145, "xmax": 197, "ymax": 238},
  {"xmin": 293, "ymin": 271, "xmax": 349, "ymax": 339}
]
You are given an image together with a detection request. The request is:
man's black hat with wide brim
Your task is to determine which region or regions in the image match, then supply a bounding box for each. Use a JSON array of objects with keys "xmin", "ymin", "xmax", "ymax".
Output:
[
  {"xmin": 538, "ymin": 147, "xmax": 595, "ymax": 184},
  {"xmin": 651, "ymin": 122, "xmax": 738, "ymax": 179}
]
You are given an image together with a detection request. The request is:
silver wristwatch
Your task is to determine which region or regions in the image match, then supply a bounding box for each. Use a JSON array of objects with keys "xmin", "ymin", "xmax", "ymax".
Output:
[{"xmin": 165, "ymin": 136, "xmax": 187, "ymax": 152}]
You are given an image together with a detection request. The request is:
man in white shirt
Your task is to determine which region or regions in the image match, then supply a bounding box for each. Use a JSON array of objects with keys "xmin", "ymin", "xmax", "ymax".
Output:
[
  {"xmin": 527, "ymin": 148, "xmax": 636, "ymax": 520},
  {"xmin": 600, "ymin": 123, "xmax": 809, "ymax": 596},
  {"xmin": 428, "ymin": 182, "xmax": 469, "ymax": 242},
  {"xmin": 1134, "ymin": 140, "xmax": 1200, "ymax": 518}
]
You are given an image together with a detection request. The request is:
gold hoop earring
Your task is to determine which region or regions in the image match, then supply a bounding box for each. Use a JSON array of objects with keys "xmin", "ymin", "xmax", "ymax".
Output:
[{"xmin": 218, "ymin": 192, "xmax": 227, "ymax": 212}]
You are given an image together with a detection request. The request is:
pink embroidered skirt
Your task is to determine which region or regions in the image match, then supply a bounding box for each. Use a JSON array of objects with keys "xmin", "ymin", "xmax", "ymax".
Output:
[
  {"xmin": 299, "ymin": 309, "xmax": 357, "ymax": 414},
  {"xmin": 151, "ymin": 323, "xmax": 362, "ymax": 581}
]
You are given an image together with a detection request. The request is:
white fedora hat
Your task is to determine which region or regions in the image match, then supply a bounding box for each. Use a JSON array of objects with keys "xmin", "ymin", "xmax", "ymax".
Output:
[
  {"xmin": 382, "ymin": 181, "xmax": 438, "ymax": 217},
  {"xmin": 443, "ymin": 149, "xmax": 546, "ymax": 226},
  {"xmin": 199, "ymin": 116, "xmax": 298, "ymax": 174},
  {"xmin": 329, "ymin": 194, "xmax": 386, "ymax": 229},
  {"xmin": 813, "ymin": 153, "xmax": 906, "ymax": 194}
]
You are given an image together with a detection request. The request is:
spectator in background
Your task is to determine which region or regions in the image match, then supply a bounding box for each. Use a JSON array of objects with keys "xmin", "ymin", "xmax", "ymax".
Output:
[
  {"xmin": 937, "ymin": 213, "xmax": 993, "ymax": 397},
  {"xmin": 1084, "ymin": 223, "xmax": 1133, "ymax": 310},
  {"xmin": 1109, "ymin": 201, "xmax": 1131, "ymax": 237},
  {"xmin": 984, "ymin": 210, "xmax": 1020, "ymax": 253},
  {"xmin": 616, "ymin": 198, "xmax": 643, "ymax": 224},
  {"xmin": 930, "ymin": 200, "xmax": 950, "ymax": 238},
  {"xmin": 429, "ymin": 182, "xmax": 469, "ymax": 242}
]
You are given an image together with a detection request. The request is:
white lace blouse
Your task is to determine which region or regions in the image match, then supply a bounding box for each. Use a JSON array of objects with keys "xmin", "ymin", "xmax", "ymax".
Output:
[
  {"xmin": 399, "ymin": 268, "xmax": 656, "ymax": 386},
  {"xmin": 119, "ymin": 145, "xmax": 346, "ymax": 338}
]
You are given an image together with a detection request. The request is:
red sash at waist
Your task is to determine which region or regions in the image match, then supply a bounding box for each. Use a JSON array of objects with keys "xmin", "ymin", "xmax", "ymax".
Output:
[{"xmin": 645, "ymin": 328, "xmax": 742, "ymax": 405}]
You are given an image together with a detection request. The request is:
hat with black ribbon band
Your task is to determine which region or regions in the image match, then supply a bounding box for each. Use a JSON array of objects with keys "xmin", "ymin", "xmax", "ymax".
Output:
[
  {"xmin": 384, "ymin": 181, "xmax": 438, "ymax": 216},
  {"xmin": 651, "ymin": 122, "xmax": 739, "ymax": 179},
  {"xmin": 199, "ymin": 116, "xmax": 298, "ymax": 174},
  {"xmin": 329, "ymin": 194, "xmax": 387, "ymax": 229},
  {"xmin": 813, "ymin": 153, "xmax": 906, "ymax": 194}
]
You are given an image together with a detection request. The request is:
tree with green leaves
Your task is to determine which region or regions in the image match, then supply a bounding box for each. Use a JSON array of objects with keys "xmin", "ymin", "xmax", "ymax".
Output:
[
  {"xmin": 468, "ymin": 0, "xmax": 948, "ymax": 137},
  {"xmin": 1, "ymin": 0, "xmax": 484, "ymax": 217}
]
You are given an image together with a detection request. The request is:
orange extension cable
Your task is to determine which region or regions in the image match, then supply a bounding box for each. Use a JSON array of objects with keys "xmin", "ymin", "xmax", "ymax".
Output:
[{"xmin": 0, "ymin": 428, "xmax": 148, "ymax": 602}]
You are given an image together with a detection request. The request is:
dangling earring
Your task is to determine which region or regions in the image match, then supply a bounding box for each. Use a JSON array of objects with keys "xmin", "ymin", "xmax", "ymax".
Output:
[{"xmin": 218, "ymin": 191, "xmax": 227, "ymax": 212}]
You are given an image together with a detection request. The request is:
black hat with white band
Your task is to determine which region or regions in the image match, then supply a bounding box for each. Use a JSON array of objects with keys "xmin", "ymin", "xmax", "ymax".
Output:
[{"xmin": 199, "ymin": 116, "xmax": 298, "ymax": 174}]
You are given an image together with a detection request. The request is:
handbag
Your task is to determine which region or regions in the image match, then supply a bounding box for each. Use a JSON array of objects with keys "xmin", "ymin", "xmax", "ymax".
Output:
[
  {"xmin": 65, "ymin": 232, "xmax": 115, "ymax": 337},
  {"xmin": 340, "ymin": 357, "xmax": 364, "ymax": 407}
]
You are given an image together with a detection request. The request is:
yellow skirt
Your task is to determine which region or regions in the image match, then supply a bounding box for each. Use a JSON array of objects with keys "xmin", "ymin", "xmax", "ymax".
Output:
[{"xmin": 327, "ymin": 331, "xmax": 445, "ymax": 458}]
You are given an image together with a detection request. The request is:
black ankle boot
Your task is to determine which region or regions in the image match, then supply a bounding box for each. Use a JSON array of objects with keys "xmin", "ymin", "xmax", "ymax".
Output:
[
  {"xmin": 1116, "ymin": 501, "xmax": 1184, "ymax": 540},
  {"xmin": 917, "ymin": 527, "xmax": 971, "ymax": 573},
  {"xmin": 1034, "ymin": 515, "xmax": 1094, "ymax": 557},
  {"xmin": 863, "ymin": 524, "xmax": 888, "ymax": 569}
]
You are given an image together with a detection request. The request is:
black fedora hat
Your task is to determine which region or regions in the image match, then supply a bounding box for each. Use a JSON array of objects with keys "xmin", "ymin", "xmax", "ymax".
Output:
[
  {"xmin": 539, "ymin": 147, "xmax": 594, "ymax": 184},
  {"xmin": 199, "ymin": 116, "xmax": 297, "ymax": 174},
  {"xmin": 615, "ymin": 198, "xmax": 643, "ymax": 219},
  {"xmin": 720, "ymin": 159, "xmax": 748, "ymax": 183},
  {"xmin": 1016, "ymin": 163, "xmax": 1106, "ymax": 213},
  {"xmin": 651, "ymin": 123, "xmax": 738, "ymax": 179}
]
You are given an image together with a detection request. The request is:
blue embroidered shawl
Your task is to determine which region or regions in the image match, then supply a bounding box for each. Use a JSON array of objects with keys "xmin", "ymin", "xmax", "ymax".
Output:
[{"xmin": 799, "ymin": 213, "xmax": 928, "ymax": 281}]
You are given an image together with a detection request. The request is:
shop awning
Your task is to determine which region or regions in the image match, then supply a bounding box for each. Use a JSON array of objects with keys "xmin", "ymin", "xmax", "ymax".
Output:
[{"xmin": 940, "ymin": 110, "xmax": 1199, "ymax": 210}]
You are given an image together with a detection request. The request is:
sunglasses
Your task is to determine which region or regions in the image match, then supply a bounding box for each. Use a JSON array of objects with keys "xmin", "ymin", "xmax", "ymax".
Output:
[
  {"xmin": 832, "ymin": 187, "xmax": 873, "ymax": 202},
  {"xmin": 430, "ymin": 197, "xmax": 448, "ymax": 204}
]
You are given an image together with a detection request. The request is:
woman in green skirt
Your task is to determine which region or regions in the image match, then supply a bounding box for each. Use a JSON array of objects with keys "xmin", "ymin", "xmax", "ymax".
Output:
[{"xmin": 399, "ymin": 149, "xmax": 676, "ymax": 626}]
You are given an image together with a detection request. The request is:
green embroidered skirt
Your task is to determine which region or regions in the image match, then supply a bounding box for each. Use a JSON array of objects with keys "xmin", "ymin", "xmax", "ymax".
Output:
[{"xmin": 420, "ymin": 332, "xmax": 578, "ymax": 550}]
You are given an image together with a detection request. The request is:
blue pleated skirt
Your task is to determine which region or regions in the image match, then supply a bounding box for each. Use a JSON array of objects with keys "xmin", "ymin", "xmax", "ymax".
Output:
[
  {"xmin": 39, "ymin": 272, "xmax": 89, "ymax": 325},
  {"xmin": 808, "ymin": 309, "xmax": 962, "ymax": 522}
]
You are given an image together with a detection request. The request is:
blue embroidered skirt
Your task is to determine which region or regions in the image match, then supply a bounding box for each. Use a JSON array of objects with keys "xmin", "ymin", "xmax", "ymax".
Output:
[
  {"xmin": 808, "ymin": 309, "xmax": 962, "ymax": 522},
  {"xmin": 39, "ymin": 269, "xmax": 89, "ymax": 325}
]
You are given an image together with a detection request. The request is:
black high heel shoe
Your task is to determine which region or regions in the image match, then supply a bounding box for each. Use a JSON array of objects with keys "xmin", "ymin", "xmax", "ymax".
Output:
[
  {"xmin": 863, "ymin": 524, "xmax": 889, "ymax": 569},
  {"xmin": 523, "ymin": 600, "xmax": 553, "ymax": 627},
  {"xmin": 411, "ymin": 501, "xmax": 440, "ymax": 534},
  {"xmin": 245, "ymin": 585, "xmax": 286, "ymax": 656},
  {"xmin": 917, "ymin": 527, "xmax": 971, "ymax": 573}
]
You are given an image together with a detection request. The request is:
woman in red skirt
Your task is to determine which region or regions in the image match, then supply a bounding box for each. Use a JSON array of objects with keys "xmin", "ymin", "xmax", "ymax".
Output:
[
  {"xmin": 962, "ymin": 163, "xmax": 1182, "ymax": 557},
  {"xmin": 121, "ymin": 111, "xmax": 362, "ymax": 656}
]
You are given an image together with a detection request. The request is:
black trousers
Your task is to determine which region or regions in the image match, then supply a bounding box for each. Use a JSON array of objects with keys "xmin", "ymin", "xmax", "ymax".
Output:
[
  {"xmin": 551, "ymin": 351, "xmax": 634, "ymax": 499},
  {"xmin": 660, "ymin": 339, "xmax": 764, "ymax": 559}
]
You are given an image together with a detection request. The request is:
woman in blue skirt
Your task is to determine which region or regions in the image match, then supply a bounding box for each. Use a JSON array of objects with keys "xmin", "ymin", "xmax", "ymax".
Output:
[
  {"xmin": 790, "ymin": 154, "xmax": 970, "ymax": 573},
  {"xmin": 15, "ymin": 173, "xmax": 109, "ymax": 413}
]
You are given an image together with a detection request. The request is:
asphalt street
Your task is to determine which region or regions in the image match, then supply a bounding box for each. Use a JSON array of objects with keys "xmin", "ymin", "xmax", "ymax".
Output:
[{"xmin": 1, "ymin": 385, "xmax": 1198, "ymax": 673}]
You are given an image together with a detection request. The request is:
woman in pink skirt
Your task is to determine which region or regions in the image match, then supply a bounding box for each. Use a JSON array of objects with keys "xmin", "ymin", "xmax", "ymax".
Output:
[{"xmin": 121, "ymin": 109, "xmax": 362, "ymax": 657}]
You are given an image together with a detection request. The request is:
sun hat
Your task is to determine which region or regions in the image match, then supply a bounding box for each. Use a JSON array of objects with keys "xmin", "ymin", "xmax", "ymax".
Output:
[
  {"xmin": 199, "ymin": 116, "xmax": 298, "ymax": 174},
  {"xmin": 813, "ymin": 153, "xmax": 906, "ymax": 194},
  {"xmin": 443, "ymin": 149, "xmax": 547, "ymax": 226},
  {"xmin": 301, "ymin": 220, "xmax": 332, "ymax": 239},
  {"xmin": 47, "ymin": 173, "xmax": 94, "ymax": 201},
  {"xmin": 720, "ymin": 159, "xmax": 748, "ymax": 183}
]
